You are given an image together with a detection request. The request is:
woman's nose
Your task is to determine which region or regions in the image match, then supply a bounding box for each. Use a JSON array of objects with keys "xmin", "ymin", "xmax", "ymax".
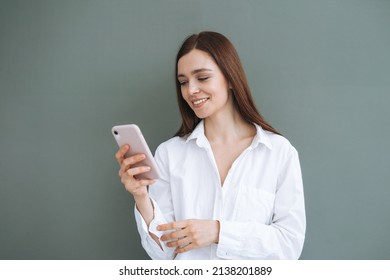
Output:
[{"xmin": 189, "ymin": 81, "xmax": 200, "ymax": 95}]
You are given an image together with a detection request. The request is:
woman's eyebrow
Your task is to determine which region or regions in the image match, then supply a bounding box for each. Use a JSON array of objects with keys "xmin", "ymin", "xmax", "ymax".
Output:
[{"xmin": 178, "ymin": 68, "xmax": 213, "ymax": 78}]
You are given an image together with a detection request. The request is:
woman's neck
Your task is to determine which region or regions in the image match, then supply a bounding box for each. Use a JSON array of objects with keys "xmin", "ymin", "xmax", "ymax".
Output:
[{"xmin": 204, "ymin": 110, "xmax": 255, "ymax": 145}]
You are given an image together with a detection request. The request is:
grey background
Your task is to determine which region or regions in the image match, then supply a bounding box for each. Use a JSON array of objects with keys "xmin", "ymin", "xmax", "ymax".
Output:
[{"xmin": 1, "ymin": 0, "xmax": 389, "ymax": 260}]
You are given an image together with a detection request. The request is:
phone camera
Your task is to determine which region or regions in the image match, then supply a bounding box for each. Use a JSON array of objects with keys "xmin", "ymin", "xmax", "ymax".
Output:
[{"xmin": 114, "ymin": 130, "xmax": 118, "ymax": 135}]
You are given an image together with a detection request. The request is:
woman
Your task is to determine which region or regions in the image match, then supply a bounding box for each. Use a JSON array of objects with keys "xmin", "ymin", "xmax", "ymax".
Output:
[{"xmin": 115, "ymin": 31, "xmax": 306, "ymax": 259}]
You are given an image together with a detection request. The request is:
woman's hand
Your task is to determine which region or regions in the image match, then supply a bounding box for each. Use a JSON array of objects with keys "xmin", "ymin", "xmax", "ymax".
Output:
[
  {"xmin": 158, "ymin": 219, "xmax": 220, "ymax": 254},
  {"xmin": 115, "ymin": 144, "xmax": 155, "ymax": 198}
]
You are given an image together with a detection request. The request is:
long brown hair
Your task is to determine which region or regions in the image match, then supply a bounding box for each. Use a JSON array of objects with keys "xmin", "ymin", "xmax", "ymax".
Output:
[{"xmin": 174, "ymin": 31, "xmax": 280, "ymax": 137}]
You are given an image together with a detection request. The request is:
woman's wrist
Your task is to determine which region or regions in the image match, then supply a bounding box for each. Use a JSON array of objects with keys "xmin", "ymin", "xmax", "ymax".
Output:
[
  {"xmin": 133, "ymin": 191, "xmax": 149, "ymax": 202},
  {"xmin": 214, "ymin": 220, "xmax": 220, "ymax": 243},
  {"xmin": 134, "ymin": 193, "xmax": 154, "ymax": 226}
]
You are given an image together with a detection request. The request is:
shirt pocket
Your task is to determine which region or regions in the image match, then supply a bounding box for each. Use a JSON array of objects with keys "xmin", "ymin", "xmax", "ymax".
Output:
[{"xmin": 233, "ymin": 186, "xmax": 275, "ymax": 225}]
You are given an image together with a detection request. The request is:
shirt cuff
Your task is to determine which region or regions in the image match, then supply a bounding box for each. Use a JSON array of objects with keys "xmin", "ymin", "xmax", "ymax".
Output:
[
  {"xmin": 134, "ymin": 197, "xmax": 171, "ymax": 253},
  {"xmin": 216, "ymin": 220, "xmax": 245, "ymax": 259}
]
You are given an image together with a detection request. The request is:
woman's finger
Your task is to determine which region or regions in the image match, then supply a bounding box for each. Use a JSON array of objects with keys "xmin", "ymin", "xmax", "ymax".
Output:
[
  {"xmin": 118, "ymin": 154, "xmax": 146, "ymax": 177},
  {"xmin": 115, "ymin": 145, "xmax": 129, "ymax": 164},
  {"xmin": 158, "ymin": 220, "xmax": 187, "ymax": 232},
  {"xmin": 126, "ymin": 166, "xmax": 151, "ymax": 177},
  {"xmin": 166, "ymin": 235, "xmax": 191, "ymax": 248},
  {"xmin": 122, "ymin": 153, "xmax": 146, "ymax": 166},
  {"xmin": 175, "ymin": 243, "xmax": 195, "ymax": 254},
  {"xmin": 136, "ymin": 179, "xmax": 156, "ymax": 187}
]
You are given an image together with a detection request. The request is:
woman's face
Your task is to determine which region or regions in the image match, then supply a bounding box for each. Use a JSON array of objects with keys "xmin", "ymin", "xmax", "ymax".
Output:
[{"xmin": 177, "ymin": 49, "xmax": 232, "ymax": 120}]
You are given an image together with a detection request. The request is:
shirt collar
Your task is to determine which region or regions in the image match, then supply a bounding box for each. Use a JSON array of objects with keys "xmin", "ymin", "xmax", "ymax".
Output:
[
  {"xmin": 185, "ymin": 120, "xmax": 273, "ymax": 150},
  {"xmin": 185, "ymin": 120, "xmax": 209, "ymax": 148},
  {"xmin": 251, "ymin": 123, "xmax": 273, "ymax": 150}
]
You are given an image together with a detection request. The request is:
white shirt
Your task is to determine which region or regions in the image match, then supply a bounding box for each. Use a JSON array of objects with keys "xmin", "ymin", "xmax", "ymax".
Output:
[{"xmin": 134, "ymin": 121, "xmax": 306, "ymax": 259}]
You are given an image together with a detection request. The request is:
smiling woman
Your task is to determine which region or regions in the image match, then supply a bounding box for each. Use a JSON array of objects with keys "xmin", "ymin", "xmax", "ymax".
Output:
[
  {"xmin": 177, "ymin": 49, "xmax": 231, "ymax": 119},
  {"xmin": 174, "ymin": 32, "xmax": 280, "ymax": 137},
  {"xmin": 115, "ymin": 31, "xmax": 306, "ymax": 260}
]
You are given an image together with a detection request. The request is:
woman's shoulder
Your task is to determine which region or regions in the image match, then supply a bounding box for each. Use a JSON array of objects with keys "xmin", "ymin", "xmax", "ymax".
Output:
[
  {"xmin": 268, "ymin": 130, "xmax": 292, "ymax": 145},
  {"xmin": 261, "ymin": 128, "xmax": 298, "ymax": 155},
  {"xmin": 155, "ymin": 135, "xmax": 187, "ymax": 153},
  {"xmin": 154, "ymin": 135, "xmax": 189, "ymax": 165}
]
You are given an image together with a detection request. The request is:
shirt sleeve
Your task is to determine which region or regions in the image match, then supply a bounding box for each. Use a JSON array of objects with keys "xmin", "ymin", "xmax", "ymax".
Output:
[
  {"xmin": 216, "ymin": 147, "xmax": 306, "ymax": 259},
  {"xmin": 133, "ymin": 143, "xmax": 176, "ymax": 260}
]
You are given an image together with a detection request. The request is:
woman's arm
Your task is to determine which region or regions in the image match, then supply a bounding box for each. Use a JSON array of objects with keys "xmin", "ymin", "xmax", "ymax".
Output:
[
  {"xmin": 132, "ymin": 144, "xmax": 176, "ymax": 259},
  {"xmin": 116, "ymin": 144, "xmax": 174, "ymax": 258}
]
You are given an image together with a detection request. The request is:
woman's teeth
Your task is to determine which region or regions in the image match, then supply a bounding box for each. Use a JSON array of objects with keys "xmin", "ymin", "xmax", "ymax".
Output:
[{"xmin": 193, "ymin": 98, "xmax": 208, "ymax": 105}]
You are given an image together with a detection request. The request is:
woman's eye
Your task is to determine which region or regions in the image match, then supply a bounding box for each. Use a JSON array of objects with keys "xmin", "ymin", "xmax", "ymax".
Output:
[
  {"xmin": 198, "ymin": 77, "xmax": 209, "ymax": 81},
  {"xmin": 178, "ymin": 80, "xmax": 188, "ymax": 86}
]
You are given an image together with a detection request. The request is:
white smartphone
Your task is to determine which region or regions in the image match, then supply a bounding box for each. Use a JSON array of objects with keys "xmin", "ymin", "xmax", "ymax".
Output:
[{"xmin": 112, "ymin": 124, "xmax": 161, "ymax": 180}]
